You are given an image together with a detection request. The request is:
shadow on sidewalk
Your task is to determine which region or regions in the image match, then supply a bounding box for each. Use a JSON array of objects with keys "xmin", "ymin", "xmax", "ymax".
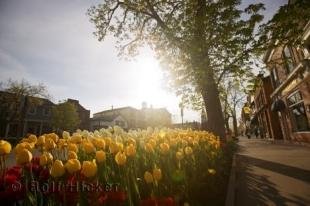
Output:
[
  {"xmin": 238, "ymin": 155, "xmax": 310, "ymax": 183},
  {"xmin": 235, "ymin": 154, "xmax": 310, "ymax": 206}
]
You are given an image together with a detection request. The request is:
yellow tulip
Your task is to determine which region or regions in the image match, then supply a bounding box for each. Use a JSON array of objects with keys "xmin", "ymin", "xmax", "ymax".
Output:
[
  {"xmin": 28, "ymin": 134, "xmax": 37, "ymax": 143},
  {"xmin": 148, "ymin": 139, "xmax": 156, "ymax": 147},
  {"xmin": 0, "ymin": 140, "xmax": 12, "ymax": 155},
  {"xmin": 45, "ymin": 138, "xmax": 56, "ymax": 150},
  {"xmin": 127, "ymin": 137, "xmax": 136, "ymax": 146},
  {"xmin": 104, "ymin": 137, "xmax": 112, "ymax": 146},
  {"xmin": 47, "ymin": 133, "xmax": 59, "ymax": 143},
  {"xmin": 95, "ymin": 139, "xmax": 105, "ymax": 149},
  {"xmin": 38, "ymin": 152, "xmax": 53, "ymax": 166},
  {"xmin": 153, "ymin": 168, "xmax": 162, "ymax": 181},
  {"xmin": 181, "ymin": 139, "xmax": 188, "ymax": 147},
  {"xmin": 83, "ymin": 142, "xmax": 95, "ymax": 154},
  {"xmin": 115, "ymin": 152, "xmax": 127, "ymax": 166},
  {"xmin": 68, "ymin": 151, "xmax": 78, "ymax": 159},
  {"xmin": 65, "ymin": 159, "xmax": 81, "ymax": 174},
  {"xmin": 109, "ymin": 142, "xmax": 119, "ymax": 154},
  {"xmin": 68, "ymin": 143, "xmax": 78, "ymax": 153},
  {"xmin": 57, "ymin": 139, "xmax": 67, "ymax": 149},
  {"xmin": 125, "ymin": 144, "xmax": 136, "ymax": 157},
  {"xmin": 159, "ymin": 143, "xmax": 170, "ymax": 154},
  {"xmin": 71, "ymin": 134, "xmax": 82, "ymax": 144},
  {"xmin": 176, "ymin": 151, "xmax": 184, "ymax": 160},
  {"xmin": 208, "ymin": 169, "xmax": 216, "ymax": 175},
  {"xmin": 96, "ymin": 150, "xmax": 106, "ymax": 163},
  {"xmin": 184, "ymin": 146, "xmax": 193, "ymax": 155},
  {"xmin": 50, "ymin": 160, "xmax": 65, "ymax": 178},
  {"xmin": 15, "ymin": 142, "xmax": 33, "ymax": 154},
  {"xmin": 144, "ymin": 171, "xmax": 153, "ymax": 184},
  {"xmin": 16, "ymin": 148, "xmax": 32, "ymax": 165},
  {"xmin": 45, "ymin": 152, "xmax": 54, "ymax": 163},
  {"xmin": 144, "ymin": 143, "xmax": 154, "ymax": 153},
  {"xmin": 81, "ymin": 160, "xmax": 97, "ymax": 178},
  {"xmin": 39, "ymin": 154, "xmax": 48, "ymax": 166},
  {"xmin": 117, "ymin": 142, "xmax": 124, "ymax": 151},
  {"xmin": 62, "ymin": 131, "xmax": 70, "ymax": 139},
  {"xmin": 36, "ymin": 135, "xmax": 45, "ymax": 146}
]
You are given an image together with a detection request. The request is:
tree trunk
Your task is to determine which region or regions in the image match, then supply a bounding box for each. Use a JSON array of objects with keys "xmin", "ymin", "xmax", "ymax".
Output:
[
  {"xmin": 201, "ymin": 69, "xmax": 226, "ymax": 143},
  {"xmin": 232, "ymin": 113, "xmax": 238, "ymax": 137},
  {"xmin": 191, "ymin": 0, "xmax": 226, "ymax": 143},
  {"xmin": 224, "ymin": 116, "xmax": 230, "ymax": 131}
]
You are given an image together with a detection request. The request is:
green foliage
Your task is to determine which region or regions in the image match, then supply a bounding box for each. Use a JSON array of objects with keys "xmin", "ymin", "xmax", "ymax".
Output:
[
  {"xmin": 51, "ymin": 101, "xmax": 80, "ymax": 132},
  {"xmin": 256, "ymin": 0, "xmax": 310, "ymax": 53},
  {"xmin": 88, "ymin": 0, "xmax": 264, "ymax": 103},
  {"xmin": 88, "ymin": 0, "xmax": 265, "ymax": 139}
]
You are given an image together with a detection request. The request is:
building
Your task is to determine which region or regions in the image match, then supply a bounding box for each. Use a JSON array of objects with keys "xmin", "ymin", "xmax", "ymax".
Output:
[
  {"xmin": 251, "ymin": 74, "xmax": 283, "ymax": 139},
  {"xmin": 91, "ymin": 106, "xmax": 172, "ymax": 131},
  {"xmin": 263, "ymin": 21, "xmax": 310, "ymax": 142},
  {"xmin": 92, "ymin": 107, "xmax": 143, "ymax": 130},
  {"xmin": 67, "ymin": 99, "xmax": 90, "ymax": 130},
  {"xmin": 141, "ymin": 107, "xmax": 172, "ymax": 128},
  {"xmin": 91, "ymin": 113, "xmax": 128, "ymax": 131},
  {"xmin": 0, "ymin": 91, "xmax": 54, "ymax": 138},
  {"xmin": 0, "ymin": 92, "xmax": 91, "ymax": 138},
  {"xmin": 172, "ymin": 121, "xmax": 200, "ymax": 130}
]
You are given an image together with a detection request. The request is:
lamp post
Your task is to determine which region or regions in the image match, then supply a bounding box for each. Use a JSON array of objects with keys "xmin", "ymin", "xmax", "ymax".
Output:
[{"xmin": 179, "ymin": 103, "xmax": 184, "ymax": 126}]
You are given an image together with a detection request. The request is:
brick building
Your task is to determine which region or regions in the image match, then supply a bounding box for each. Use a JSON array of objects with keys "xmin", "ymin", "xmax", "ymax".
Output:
[
  {"xmin": 67, "ymin": 99, "xmax": 90, "ymax": 130},
  {"xmin": 251, "ymin": 74, "xmax": 283, "ymax": 139},
  {"xmin": 263, "ymin": 21, "xmax": 310, "ymax": 142}
]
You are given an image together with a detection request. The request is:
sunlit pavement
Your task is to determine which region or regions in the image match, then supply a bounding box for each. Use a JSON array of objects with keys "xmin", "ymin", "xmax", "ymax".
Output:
[{"xmin": 234, "ymin": 136, "xmax": 310, "ymax": 206}]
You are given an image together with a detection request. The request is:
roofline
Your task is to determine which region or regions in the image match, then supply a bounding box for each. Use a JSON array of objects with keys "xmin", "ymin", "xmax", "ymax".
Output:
[
  {"xmin": 93, "ymin": 106, "xmax": 138, "ymax": 115},
  {"xmin": 0, "ymin": 90, "xmax": 54, "ymax": 105}
]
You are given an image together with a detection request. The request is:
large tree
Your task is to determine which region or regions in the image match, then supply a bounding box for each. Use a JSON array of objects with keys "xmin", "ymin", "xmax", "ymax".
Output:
[
  {"xmin": 0, "ymin": 79, "xmax": 50, "ymax": 137},
  {"xmin": 88, "ymin": 0, "xmax": 264, "ymax": 141}
]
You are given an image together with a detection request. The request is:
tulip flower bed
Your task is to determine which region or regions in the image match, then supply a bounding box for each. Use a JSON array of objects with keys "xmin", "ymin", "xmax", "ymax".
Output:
[{"xmin": 0, "ymin": 127, "xmax": 235, "ymax": 206}]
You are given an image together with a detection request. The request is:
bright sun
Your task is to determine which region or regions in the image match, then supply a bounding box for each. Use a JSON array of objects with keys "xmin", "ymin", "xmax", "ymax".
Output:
[{"xmin": 131, "ymin": 54, "xmax": 174, "ymax": 108}]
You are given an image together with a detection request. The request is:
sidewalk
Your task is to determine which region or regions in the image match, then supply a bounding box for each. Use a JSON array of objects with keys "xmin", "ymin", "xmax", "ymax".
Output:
[{"xmin": 233, "ymin": 137, "xmax": 310, "ymax": 206}]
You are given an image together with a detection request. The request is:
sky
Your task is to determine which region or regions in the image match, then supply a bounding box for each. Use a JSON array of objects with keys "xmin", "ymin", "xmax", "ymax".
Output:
[{"xmin": 0, "ymin": 0, "xmax": 286, "ymax": 123}]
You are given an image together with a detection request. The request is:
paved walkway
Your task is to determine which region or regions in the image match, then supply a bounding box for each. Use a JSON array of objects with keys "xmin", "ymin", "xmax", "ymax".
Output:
[{"xmin": 235, "ymin": 137, "xmax": 310, "ymax": 206}]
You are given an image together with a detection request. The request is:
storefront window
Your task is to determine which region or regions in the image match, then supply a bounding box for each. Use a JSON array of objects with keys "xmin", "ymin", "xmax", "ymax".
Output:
[
  {"xmin": 287, "ymin": 91, "xmax": 309, "ymax": 132},
  {"xmin": 282, "ymin": 46, "xmax": 295, "ymax": 74}
]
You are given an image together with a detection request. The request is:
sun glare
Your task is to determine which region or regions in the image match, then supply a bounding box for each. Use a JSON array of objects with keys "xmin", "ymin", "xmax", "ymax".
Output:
[{"xmin": 131, "ymin": 55, "xmax": 172, "ymax": 108}]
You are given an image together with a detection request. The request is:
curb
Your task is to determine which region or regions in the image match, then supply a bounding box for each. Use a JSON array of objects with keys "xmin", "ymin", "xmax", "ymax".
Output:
[{"xmin": 225, "ymin": 154, "xmax": 237, "ymax": 206}]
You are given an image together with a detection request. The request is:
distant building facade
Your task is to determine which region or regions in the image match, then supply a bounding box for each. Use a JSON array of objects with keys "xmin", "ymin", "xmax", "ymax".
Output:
[
  {"xmin": 251, "ymin": 74, "xmax": 283, "ymax": 139},
  {"xmin": 91, "ymin": 106, "xmax": 172, "ymax": 131},
  {"xmin": 172, "ymin": 121, "xmax": 200, "ymax": 130},
  {"xmin": 0, "ymin": 92, "xmax": 90, "ymax": 138},
  {"xmin": 67, "ymin": 99, "xmax": 90, "ymax": 130},
  {"xmin": 0, "ymin": 91, "xmax": 54, "ymax": 138}
]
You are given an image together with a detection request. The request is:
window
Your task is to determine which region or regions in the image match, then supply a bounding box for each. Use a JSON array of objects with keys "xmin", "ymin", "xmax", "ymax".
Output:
[
  {"xmin": 282, "ymin": 46, "xmax": 295, "ymax": 74},
  {"xmin": 287, "ymin": 91, "xmax": 309, "ymax": 132},
  {"xmin": 271, "ymin": 67, "xmax": 279, "ymax": 88},
  {"xmin": 115, "ymin": 120, "xmax": 124, "ymax": 127},
  {"xmin": 28, "ymin": 107, "xmax": 36, "ymax": 115},
  {"xmin": 43, "ymin": 108, "xmax": 51, "ymax": 116}
]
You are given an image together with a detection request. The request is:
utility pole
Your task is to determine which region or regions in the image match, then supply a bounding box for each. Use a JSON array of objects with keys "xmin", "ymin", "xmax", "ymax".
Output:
[{"xmin": 179, "ymin": 102, "xmax": 184, "ymax": 126}]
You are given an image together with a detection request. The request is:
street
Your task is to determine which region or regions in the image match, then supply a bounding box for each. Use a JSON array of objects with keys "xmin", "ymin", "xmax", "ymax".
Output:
[{"xmin": 235, "ymin": 137, "xmax": 310, "ymax": 206}]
